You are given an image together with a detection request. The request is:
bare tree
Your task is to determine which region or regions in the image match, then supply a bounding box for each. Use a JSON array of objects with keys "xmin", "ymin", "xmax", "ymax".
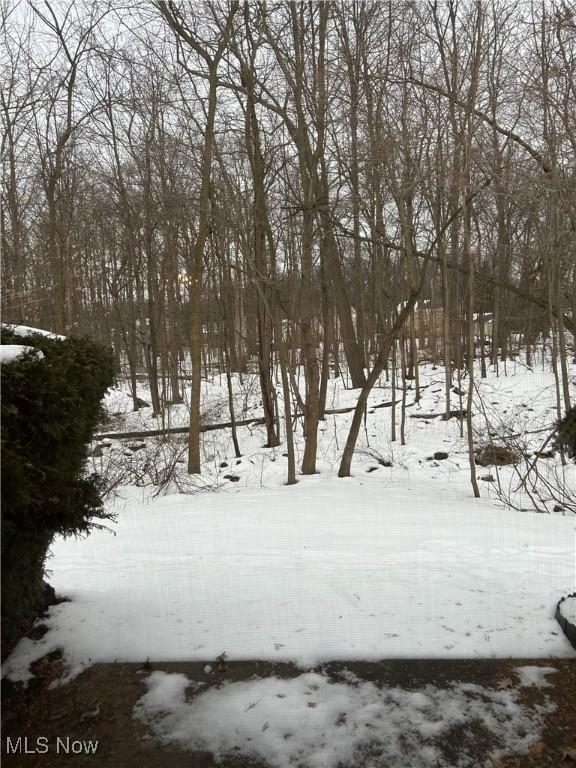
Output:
[{"xmin": 154, "ymin": 0, "xmax": 238, "ymax": 474}]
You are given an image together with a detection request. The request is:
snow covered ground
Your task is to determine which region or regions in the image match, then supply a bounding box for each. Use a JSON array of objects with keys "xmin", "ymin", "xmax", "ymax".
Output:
[
  {"xmin": 2, "ymin": 475, "xmax": 574, "ymax": 686},
  {"xmin": 97, "ymin": 355, "xmax": 575, "ymax": 513},
  {"xmin": 134, "ymin": 666, "xmax": 558, "ymax": 768},
  {"xmin": 2, "ymin": 355, "xmax": 575, "ymax": 686}
]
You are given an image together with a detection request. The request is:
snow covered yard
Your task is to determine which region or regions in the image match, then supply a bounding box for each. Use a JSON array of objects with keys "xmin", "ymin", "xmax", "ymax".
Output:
[{"xmin": 3, "ymin": 472, "xmax": 574, "ymax": 684}]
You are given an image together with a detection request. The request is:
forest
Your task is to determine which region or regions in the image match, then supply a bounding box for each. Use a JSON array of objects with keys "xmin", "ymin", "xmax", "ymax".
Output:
[
  {"xmin": 2, "ymin": 0, "xmax": 574, "ymax": 488},
  {"xmin": 2, "ymin": 3, "xmax": 576, "ymax": 765}
]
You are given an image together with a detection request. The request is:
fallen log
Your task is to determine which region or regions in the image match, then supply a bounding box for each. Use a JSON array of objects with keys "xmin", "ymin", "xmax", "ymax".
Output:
[
  {"xmin": 327, "ymin": 399, "xmax": 400, "ymax": 416},
  {"xmin": 410, "ymin": 409, "xmax": 467, "ymax": 420},
  {"xmin": 370, "ymin": 399, "xmax": 402, "ymax": 411},
  {"xmin": 95, "ymin": 417, "xmax": 266, "ymax": 441},
  {"xmin": 94, "ymin": 398, "xmax": 402, "ymax": 441}
]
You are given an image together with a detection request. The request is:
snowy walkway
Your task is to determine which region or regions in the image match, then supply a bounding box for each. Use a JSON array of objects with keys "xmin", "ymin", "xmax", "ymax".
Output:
[{"xmin": 3, "ymin": 658, "xmax": 576, "ymax": 768}]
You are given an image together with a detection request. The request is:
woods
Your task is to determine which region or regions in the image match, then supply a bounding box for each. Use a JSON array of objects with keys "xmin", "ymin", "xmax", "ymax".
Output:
[
  {"xmin": 3, "ymin": 5, "xmax": 576, "ymax": 757},
  {"xmin": 2, "ymin": 0, "xmax": 574, "ymax": 484}
]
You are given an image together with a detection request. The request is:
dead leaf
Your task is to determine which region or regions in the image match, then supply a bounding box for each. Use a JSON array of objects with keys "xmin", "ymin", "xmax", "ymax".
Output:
[
  {"xmin": 529, "ymin": 742, "xmax": 544, "ymax": 756},
  {"xmin": 496, "ymin": 678, "xmax": 514, "ymax": 690},
  {"xmin": 563, "ymin": 747, "xmax": 576, "ymax": 761}
]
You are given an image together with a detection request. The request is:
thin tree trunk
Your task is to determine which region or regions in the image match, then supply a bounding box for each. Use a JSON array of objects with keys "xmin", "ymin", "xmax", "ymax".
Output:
[{"xmin": 226, "ymin": 368, "xmax": 241, "ymax": 458}]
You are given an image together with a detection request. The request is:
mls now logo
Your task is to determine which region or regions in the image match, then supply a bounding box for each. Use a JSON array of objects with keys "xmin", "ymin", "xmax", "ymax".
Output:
[{"xmin": 5, "ymin": 736, "xmax": 99, "ymax": 755}]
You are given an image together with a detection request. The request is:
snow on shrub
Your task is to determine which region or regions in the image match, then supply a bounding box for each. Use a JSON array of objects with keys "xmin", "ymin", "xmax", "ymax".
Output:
[
  {"xmin": 1, "ymin": 326, "xmax": 115, "ymax": 658},
  {"xmin": 1, "ymin": 323, "xmax": 66, "ymax": 341},
  {"xmin": 0, "ymin": 345, "xmax": 44, "ymax": 364}
]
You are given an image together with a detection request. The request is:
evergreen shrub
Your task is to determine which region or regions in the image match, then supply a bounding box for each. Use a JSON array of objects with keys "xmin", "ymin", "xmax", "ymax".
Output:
[{"xmin": 1, "ymin": 327, "xmax": 115, "ymax": 657}]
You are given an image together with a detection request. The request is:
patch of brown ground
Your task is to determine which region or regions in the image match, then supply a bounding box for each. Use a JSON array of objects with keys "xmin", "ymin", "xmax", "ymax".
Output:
[{"xmin": 2, "ymin": 658, "xmax": 575, "ymax": 767}]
